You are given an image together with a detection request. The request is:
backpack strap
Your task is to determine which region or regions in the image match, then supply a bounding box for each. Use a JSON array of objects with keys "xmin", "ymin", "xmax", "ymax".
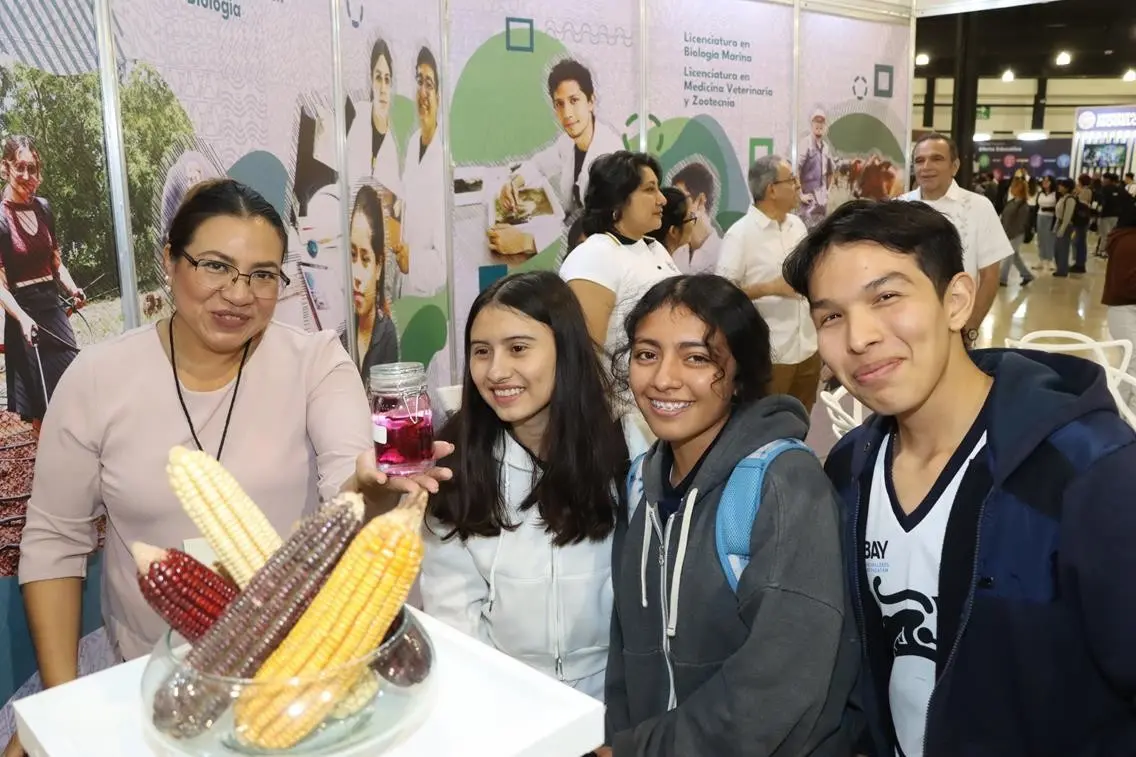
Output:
[
  {"xmin": 715, "ymin": 438, "xmax": 814, "ymax": 592},
  {"xmin": 626, "ymin": 451, "xmax": 647, "ymax": 522}
]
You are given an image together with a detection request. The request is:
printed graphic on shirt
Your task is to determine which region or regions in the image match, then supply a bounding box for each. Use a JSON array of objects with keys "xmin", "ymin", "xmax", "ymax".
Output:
[{"xmin": 872, "ymin": 575, "xmax": 937, "ymax": 663}]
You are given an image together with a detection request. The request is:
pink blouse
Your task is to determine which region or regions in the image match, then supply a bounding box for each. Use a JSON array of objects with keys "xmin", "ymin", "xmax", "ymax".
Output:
[{"xmin": 18, "ymin": 321, "xmax": 372, "ymax": 660}]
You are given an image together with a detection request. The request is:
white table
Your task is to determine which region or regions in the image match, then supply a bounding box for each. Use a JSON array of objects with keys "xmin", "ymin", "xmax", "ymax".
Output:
[{"xmin": 15, "ymin": 610, "xmax": 603, "ymax": 757}]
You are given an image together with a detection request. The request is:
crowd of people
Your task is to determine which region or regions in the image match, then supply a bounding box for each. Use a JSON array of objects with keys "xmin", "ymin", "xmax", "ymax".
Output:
[{"xmin": 6, "ymin": 132, "xmax": 1136, "ymax": 757}]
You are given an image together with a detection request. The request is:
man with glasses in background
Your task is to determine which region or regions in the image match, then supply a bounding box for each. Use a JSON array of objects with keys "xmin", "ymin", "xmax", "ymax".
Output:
[{"xmin": 716, "ymin": 154, "xmax": 820, "ymax": 411}]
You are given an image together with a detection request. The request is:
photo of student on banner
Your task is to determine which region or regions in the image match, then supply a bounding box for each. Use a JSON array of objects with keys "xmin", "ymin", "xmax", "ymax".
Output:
[
  {"xmin": 346, "ymin": 37, "xmax": 404, "ymax": 197},
  {"xmin": 346, "ymin": 182, "xmax": 399, "ymax": 378},
  {"xmin": 798, "ymin": 109, "xmax": 836, "ymax": 228},
  {"xmin": 487, "ymin": 58, "xmax": 623, "ymax": 257},
  {"xmin": 1, "ymin": 136, "xmax": 86, "ymax": 429},
  {"xmin": 669, "ymin": 161, "xmax": 723, "ymax": 274},
  {"xmin": 401, "ymin": 46, "xmax": 446, "ymax": 298}
]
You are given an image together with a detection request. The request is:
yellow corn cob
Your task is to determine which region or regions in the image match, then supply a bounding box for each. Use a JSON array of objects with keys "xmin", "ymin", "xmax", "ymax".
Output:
[
  {"xmin": 166, "ymin": 445, "xmax": 283, "ymax": 588},
  {"xmin": 233, "ymin": 492, "xmax": 427, "ymax": 750},
  {"xmin": 330, "ymin": 672, "xmax": 380, "ymax": 721}
]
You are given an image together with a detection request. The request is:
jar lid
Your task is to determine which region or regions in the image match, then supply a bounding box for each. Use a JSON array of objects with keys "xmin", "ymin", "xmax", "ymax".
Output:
[{"xmin": 369, "ymin": 362, "xmax": 427, "ymax": 392}]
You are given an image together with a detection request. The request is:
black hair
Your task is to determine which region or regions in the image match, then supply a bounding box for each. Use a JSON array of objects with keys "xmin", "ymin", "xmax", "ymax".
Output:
[
  {"xmin": 1, "ymin": 135, "xmax": 41, "ymax": 182},
  {"xmin": 431, "ymin": 271, "xmax": 629, "ymax": 546},
  {"xmin": 913, "ymin": 132, "xmax": 959, "ymax": 163},
  {"xmin": 167, "ymin": 178, "xmax": 288, "ymax": 260},
  {"xmin": 566, "ymin": 214, "xmax": 587, "ymax": 251},
  {"xmin": 671, "ymin": 162, "xmax": 717, "ymax": 214},
  {"xmin": 1057, "ymin": 177, "xmax": 1076, "ymax": 193},
  {"xmin": 369, "ymin": 38, "xmax": 393, "ymax": 80},
  {"xmin": 416, "ymin": 46, "xmax": 439, "ymax": 90},
  {"xmin": 783, "ymin": 199, "xmax": 963, "ymax": 300},
  {"xmin": 581, "ymin": 150, "xmax": 662, "ymax": 236},
  {"xmin": 351, "ymin": 184, "xmax": 387, "ymax": 311},
  {"xmin": 547, "ymin": 58, "xmax": 595, "ymax": 100},
  {"xmin": 613, "ymin": 274, "xmax": 772, "ymax": 405},
  {"xmin": 646, "ymin": 187, "xmax": 689, "ymax": 247}
]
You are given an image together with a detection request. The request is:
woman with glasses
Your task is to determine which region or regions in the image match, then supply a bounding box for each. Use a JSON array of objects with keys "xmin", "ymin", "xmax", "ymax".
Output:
[
  {"xmin": 14, "ymin": 179, "xmax": 451, "ymax": 720},
  {"xmin": 0, "ymin": 134, "xmax": 85, "ymax": 428}
]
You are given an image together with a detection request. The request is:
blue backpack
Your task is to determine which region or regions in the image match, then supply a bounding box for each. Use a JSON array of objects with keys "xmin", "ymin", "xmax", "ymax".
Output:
[{"xmin": 625, "ymin": 438, "xmax": 814, "ymax": 592}]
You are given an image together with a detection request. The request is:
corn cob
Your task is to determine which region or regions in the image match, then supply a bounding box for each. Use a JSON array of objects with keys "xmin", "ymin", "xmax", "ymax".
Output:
[
  {"xmin": 329, "ymin": 671, "xmax": 380, "ymax": 720},
  {"xmin": 234, "ymin": 491, "xmax": 427, "ymax": 750},
  {"xmin": 166, "ymin": 445, "xmax": 282, "ymax": 588},
  {"xmin": 133, "ymin": 543, "xmax": 238, "ymax": 643},
  {"xmin": 151, "ymin": 494, "xmax": 365, "ymax": 740}
]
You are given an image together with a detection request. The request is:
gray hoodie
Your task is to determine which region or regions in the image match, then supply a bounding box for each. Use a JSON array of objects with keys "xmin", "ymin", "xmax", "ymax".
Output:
[{"xmin": 605, "ymin": 396, "xmax": 859, "ymax": 756}]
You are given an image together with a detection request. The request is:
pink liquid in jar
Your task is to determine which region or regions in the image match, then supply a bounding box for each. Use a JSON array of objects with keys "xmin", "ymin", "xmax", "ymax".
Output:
[{"xmin": 370, "ymin": 362, "xmax": 435, "ymax": 476}]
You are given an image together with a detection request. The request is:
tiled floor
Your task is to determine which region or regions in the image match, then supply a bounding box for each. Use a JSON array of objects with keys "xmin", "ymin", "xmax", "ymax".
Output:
[{"xmin": 806, "ymin": 240, "xmax": 1110, "ymax": 456}]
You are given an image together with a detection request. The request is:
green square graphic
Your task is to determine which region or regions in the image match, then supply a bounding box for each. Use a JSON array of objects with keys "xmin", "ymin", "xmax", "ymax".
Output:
[
  {"xmin": 749, "ymin": 138, "xmax": 774, "ymax": 165},
  {"xmin": 505, "ymin": 17, "xmax": 534, "ymax": 52},
  {"xmin": 874, "ymin": 64, "xmax": 894, "ymax": 98}
]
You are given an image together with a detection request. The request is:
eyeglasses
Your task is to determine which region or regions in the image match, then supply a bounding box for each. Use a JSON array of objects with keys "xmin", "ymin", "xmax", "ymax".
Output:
[
  {"xmin": 772, "ymin": 175, "xmax": 800, "ymax": 186},
  {"xmin": 178, "ymin": 251, "xmax": 290, "ymax": 299},
  {"xmin": 684, "ymin": 214, "xmax": 698, "ymax": 225}
]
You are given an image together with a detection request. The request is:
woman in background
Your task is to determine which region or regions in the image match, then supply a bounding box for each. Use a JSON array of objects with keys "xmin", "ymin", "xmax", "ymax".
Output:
[
  {"xmin": 559, "ymin": 151, "xmax": 679, "ymax": 362},
  {"xmin": 420, "ymin": 271, "xmax": 647, "ymax": 700},
  {"xmin": 1054, "ymin": 177, "xmax": 1078, "ymax": 278},
  {"xmin": 645, "ymin": 187, "xmax": 695, "ymax": 261},
  {"xmin": 1035, "ymin": 175, "xmax": 1058, "ymax": 272},
  {"xmin": 0, "ymin": 135, "xmax": 85, "ymax": 427},
  {"xmin": 347, "ymin": 183, "xmax": 399, "ymax": 378},
  {"xmin": 998, "ymin": 177, "xmax": 1034, "ymax": 287}
]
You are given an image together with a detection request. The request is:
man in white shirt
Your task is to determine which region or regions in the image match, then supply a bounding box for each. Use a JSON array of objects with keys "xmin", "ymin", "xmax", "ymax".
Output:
[
  {"xmin": 716, "ymin": 154, "xmax": 818, "ymax": 410},
  {"xmin": 671, "ymin": 161, "xmax": 723, "ymax": 274},
  {"xmin": 900, "ymin": 133, "xmax": 1012, "ymax": 347}
]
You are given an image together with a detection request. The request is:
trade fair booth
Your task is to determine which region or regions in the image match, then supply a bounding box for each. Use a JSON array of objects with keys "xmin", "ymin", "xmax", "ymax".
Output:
[
  {"xmin": 1, "ymin": 0, "xmax": 919, "ymax": 753},
  {"xmin": 1071, "ymin": 104, "xmax": 1136, "ymax": 179}
]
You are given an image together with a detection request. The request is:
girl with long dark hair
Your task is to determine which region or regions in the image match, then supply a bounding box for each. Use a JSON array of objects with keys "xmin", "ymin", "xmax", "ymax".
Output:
[{"xmin": 419, "ymin": 271, "xmax": 647, "ymax": 699}]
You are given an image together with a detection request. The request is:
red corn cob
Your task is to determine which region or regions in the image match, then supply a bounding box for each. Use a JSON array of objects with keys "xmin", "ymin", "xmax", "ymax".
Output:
[{"xmin": 133, "ymin": 543, "xmax": 239, "ymax": 643}]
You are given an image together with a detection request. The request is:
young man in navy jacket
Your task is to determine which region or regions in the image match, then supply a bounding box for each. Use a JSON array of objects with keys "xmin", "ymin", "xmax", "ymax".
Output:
[{"xmin": 783, "ymin": 199, "xmax": 1136, "ymax": 757}]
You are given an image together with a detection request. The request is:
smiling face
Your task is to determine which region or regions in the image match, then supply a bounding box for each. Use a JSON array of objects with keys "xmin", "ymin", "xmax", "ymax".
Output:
[
  {"xmin": 469, "ymin": 304, "xmax": 557, "ymax": 438},
  {"xmin": 164, "ymin": 214, "xmax": 284, "ymax": 354},
  {"xmin": 913, "ymin": 138, "xmax": 959, "ymax": 198},
  {"xmin": 416, "ymin": 61, "xmax": 438, "ymax": 137},
  {"xmin": 350, "ymin": 209, "xmax": 379, "ymax": 319},
  {"xmin": 371, "ymin": 53, "xmax": 393, "ymax": 127},
  {"xmin": 4, "ymin": 147, "xmax": 41, "ymax": 203},
  {"xmin": 807, "ymin": 241, "xmax": 973, "ymax": 417},
  {"xmin": 619, "ymin": 166, "xmax": 666, "ymax": 238},
  {"xmin": 551, "ymin": 79, "xmax": 594, "ymax": 140},
  {"xmin": 629, "ymin": 305, "xmax": 735, "ymax": 448}
]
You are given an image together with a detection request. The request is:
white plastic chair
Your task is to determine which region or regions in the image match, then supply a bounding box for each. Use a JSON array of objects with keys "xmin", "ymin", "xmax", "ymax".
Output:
[
  {"xmin": 436, "ymin": 384, "xmax": 463, "ymax": 415},
  {"xmin": 818, "ymin": 385, "xmax": 866, "ymax": 440},
  {"xmin": 1005, "ymin": 330, "xmax": 1136, "ymax": 428}
]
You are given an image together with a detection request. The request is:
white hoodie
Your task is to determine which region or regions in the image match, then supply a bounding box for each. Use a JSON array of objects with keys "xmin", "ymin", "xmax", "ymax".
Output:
[{"xmin": 419, "ymin": 416, "xmax": 648, "ymax": 700}]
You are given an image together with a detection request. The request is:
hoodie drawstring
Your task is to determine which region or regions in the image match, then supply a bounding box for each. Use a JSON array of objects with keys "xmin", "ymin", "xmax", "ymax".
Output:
[
  {"xmin": 666, "ymin": 488, "xmax": 698, "ymax": 637},
  {"xmin": 488, "ymin": 463, "xmax": 510, "ymax": 612},
  {"xmin": 639, "ymin": 496, "xmax": 652, "ymax": 608}
]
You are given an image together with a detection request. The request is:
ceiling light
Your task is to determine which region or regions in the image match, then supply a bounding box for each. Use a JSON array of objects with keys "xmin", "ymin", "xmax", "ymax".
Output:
[
  {"xmin": 1017, "ymin": 131, "xmax": 1048, "ymax": 141},
  {"xmin": 973, "ymin": 133, "xmax": 992, "ymax": 142},
  {"xmin": 915, "ymin": 53, "xmax": 930, "ymax": 66},
  {"xmin": 1055, "ymin": 51, "xmax": 1072, "ymax": 66},
  {"xmin": 1125, "ymin": 69, "xmax": 1136, "ymax": 82},
  {"xmin": 1002, "ymin": 69, "xmax": 1015, "ymax": 82}
]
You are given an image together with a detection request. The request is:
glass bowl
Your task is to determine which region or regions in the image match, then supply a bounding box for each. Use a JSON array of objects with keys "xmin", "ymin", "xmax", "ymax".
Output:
[{"xmin": 139, "ymin": 606, "xmax": 435, "ymax": 756}]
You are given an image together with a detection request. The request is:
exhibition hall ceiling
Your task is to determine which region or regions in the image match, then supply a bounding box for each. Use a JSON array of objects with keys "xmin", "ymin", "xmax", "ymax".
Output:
[{"xmin": 915, "ymin": 0, "xmax": 1136, "ymax": 79}]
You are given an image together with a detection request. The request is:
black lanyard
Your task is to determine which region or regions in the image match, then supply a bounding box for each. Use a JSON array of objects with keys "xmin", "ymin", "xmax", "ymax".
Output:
[{"xmin": 169, "ymin": 316, "xmax": 250, "ymax": 461}]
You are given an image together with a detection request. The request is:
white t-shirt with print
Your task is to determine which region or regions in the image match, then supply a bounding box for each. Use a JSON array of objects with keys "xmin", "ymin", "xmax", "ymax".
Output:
[
  {"xmin": 900, "ymin": 181, "xmax": 1013, "ymax": 278},
  {"xmin": 558, "ymin": 233, "xmax": 681, "ymax": 358},
  {"xmin": 865, "ymin": 430, "xmax": 988, "ymax": 757}
]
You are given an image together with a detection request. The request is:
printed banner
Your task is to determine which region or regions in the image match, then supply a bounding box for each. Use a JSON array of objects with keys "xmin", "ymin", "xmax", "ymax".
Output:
[
  {"xmin": 337, "ymin": 0, "xmax": 450, "ymax": 388},
  {"xmin": 0, "ymin": 0, "xmax": 122, "ymax": 743},
  {"xmin": 797, "ymin": 10, "xmax": 911, "ymax": 227},
  {"xmin": 646, "ymin": 0, "xmax": 793, "ymax": 271},
  {"xmin": 115, "ymin": 0, "xmax": 344, "ymax": 338},
  {"xmin": 447, "ymin": 0, "xmax": 641, "ymax": 366},
  {"xmin": 976, "ymin": 139, "xmax": 1073, "ymax": 180}
]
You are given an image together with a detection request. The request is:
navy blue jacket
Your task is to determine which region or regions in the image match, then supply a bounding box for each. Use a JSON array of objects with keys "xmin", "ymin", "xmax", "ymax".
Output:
[{"xmin": 825, "ymin": 349, "xmax": 1136, "ymax": 757}]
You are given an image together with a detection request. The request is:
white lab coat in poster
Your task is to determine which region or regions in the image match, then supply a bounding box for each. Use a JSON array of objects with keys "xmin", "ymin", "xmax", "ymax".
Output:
[
  {"xmin": 402, "ymin": 129, "xmax": 447, "ymax": 298},
  {"xmin": 345, "ymin": 102, "xmax": 403, "ymax": 197}
]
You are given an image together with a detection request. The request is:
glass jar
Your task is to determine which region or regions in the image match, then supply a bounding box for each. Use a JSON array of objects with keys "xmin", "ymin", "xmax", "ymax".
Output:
[
  {"xmin": 140, "ymin": 606, "xmax": 436, "ymax": 756},
  {"xmin": 369, "ymin": 362, "xmax": 435, "ymax": 476}
]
